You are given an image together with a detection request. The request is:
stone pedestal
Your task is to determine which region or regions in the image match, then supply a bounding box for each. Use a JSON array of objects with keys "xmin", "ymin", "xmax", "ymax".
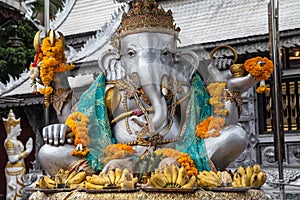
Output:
[{"xmin": 28, "ymin": 189, "xmax": 267, "ymax": 200}]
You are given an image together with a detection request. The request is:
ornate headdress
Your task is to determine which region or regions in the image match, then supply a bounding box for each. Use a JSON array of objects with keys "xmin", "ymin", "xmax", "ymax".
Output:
[
  {"xmin": 112, "ymin": 0, "xmax": 180, "ymax": 48},
  {"xmin": 2, "ymin": 109, "xmax": 20, "ymax": 134}
]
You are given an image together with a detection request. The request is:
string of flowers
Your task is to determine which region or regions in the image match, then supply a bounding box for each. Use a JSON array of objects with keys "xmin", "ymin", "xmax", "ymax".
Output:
[
  {"xmin": 155, "ymin": 148, "xmax": 198, "ymax": 176},
  {"xmin": 31, "ymin": 35, "xmax": 74, "ymax": 96},
  {"xmin": 244, "ymin": 56, "xmax": 274, "ymax": 93},
  {"xmin": 206, "ymin": 82, "xmax": 228, "ymax": 116},
  {"xmin": 65, "ymin": 112, "xmax": 90, "ymax": 156},
  {"xmin": 196, "ymin": 116, "xmax": 225, "ymax": 139},
  {"xmin": 104, "ymin": 144, "xmax": 135, "ymax": 164}
]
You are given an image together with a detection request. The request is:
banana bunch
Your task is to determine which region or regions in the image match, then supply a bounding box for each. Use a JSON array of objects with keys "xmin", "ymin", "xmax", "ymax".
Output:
[
  {"xmin": 231, "ymin": 164, "xmax": 267, "ymax": 187},
  {"xmin": 149, "ymin": 165, "xmax": 197, "ymax": 188},
  {"xmin": 66, "ymin": 171, "xmax": 87, "ymax": 188},
  {"xmin": 85, "ymin": 168, "xmax": 138, "ymax": 190},
  {"xmin": 35, "ymin": 176, "xmax": 56, "ymax": 189},
  {"xmin": 197, "ymin": 170, "xmax": 221, "ymax": 188}
]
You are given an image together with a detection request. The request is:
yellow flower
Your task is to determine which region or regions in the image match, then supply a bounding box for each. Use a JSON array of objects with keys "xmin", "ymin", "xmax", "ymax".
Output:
[{"xmin": 244, "ymin": 57, "xmax": 274, "ymax": 81}]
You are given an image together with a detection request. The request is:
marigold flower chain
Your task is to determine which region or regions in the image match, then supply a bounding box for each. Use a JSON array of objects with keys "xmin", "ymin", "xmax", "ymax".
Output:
[
  {"xmin": 65, "ymin": 112, "xmax": 91, "ymax": 157},
  {"xmin": 196, "ymin": 116, "xmax": 225, "ymax": 138},
  {"xmin": 206, "ymin": 82, "xmax": 228, "ymax": 116},
  {"xmin": 38, "ymin": 36, "xmax": 74, "ymax": 96}
]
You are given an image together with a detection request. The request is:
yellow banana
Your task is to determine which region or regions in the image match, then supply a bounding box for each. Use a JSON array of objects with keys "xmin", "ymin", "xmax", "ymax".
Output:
[
  {"xmin": 69, "ymin": 181, "xmax": 86, "ymax": 189},
  {"xmin": 176, "ymin": 166, "xmax": 187, "ymax": 186},
  {"xmin": 99, "ymin": 172, "xmax": 111, "ymax": 185},
  {"xmin": 67, "ymin": 171, "xmax": 86, "ymax": 185},
  {"xmin": 108, "ymin": 170, "xmax": 115, "ymax": 184},
  {"xmin": 209, "ymin": 171, "xmax": 220, "ymax": 181},
  {"xmin": 238, "ymin": 166, "xmax": 246, "ymax": 177},
  {"xmin": 153, "ymin": 174, "xmax": 167, "ymax": 187},
  {"xmin": 39, "ymin": 177, "xmax": 55, "ymax": 189},
  {"xmin": 198, "ymin": 178, "xmax": 219, "ymax": 188},
  {"xmin": 57, "ymin": 31, "xmax": 65, "ymax": 49},
  {"xmin": 233, "ymin": 173, "xmax": 242, "ymax": 187},
  {"xmin": 114, "ymin": 168, "xmax": 122, "ymax": 184},
  {"xmin": 250, "ymin": 173, "xmax": 259, "ymax": 187},
  {"xmin": 163, "ymin": 165, "xmax": 173, "ymax": 183},
  {"xmin": 246, "ymin": 165, "xmax": 253, "ymax": 180},
  {"xmin": 66, "ymin": 170, "xmax": 77, "ymax": 186},
  {"xmin": 150, "ymin": 176, "xmax": 162, "ymax": 188},
  {"xmin": 181, "ymin": 175, "xmax": 196, "ymax": 188},
  {"xmin": 241, "ymin": 174, "xmax": 249, "ymax": 187},
  {"xmin": 171, "ymin": 164, "xmax": 178, "ymax": 184},
  {"xmin": 48, "ymin": 29, "xmax": 56, "ymax": 46},
  {"xmin": 33, "ymin": 30, "xmax": 42, "ymax": 52},
  {"xmin": 253, "ymin": 164, "xmax": 261, "ymax": 174},
  {"xmin": 44, "ymin": 176, "xmax": 56, "ymax": 185},
  {"xmin": 257, "ymin": 171, "xmax": 267, "ymax": 187},
  {"xmin": 116, "ymin": 168, "xmax": 129, "ymax": 185},
  {"xmin": 85, "ymin": 182, "xmax": 104, "ymax": 190},
  {"xmin": 89, "ymin": 174, "xmax": 109, "ymax": 185}
]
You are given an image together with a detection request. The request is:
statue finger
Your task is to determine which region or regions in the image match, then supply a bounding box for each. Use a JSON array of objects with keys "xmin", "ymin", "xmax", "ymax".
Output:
[
  {"xmin": 53, "ymin": 124, "xmax": 60, "ymax": 146},
  {"xmin": 59, "ymin": 124, "xmax": 68, "ymax": 145},
  {"xmin": 47, "ymin": 125, "xmax": 54, "ymax": 145},
  {"xmin": 42, "ymin": 127, "xmax": 49, "ymax": 143}
]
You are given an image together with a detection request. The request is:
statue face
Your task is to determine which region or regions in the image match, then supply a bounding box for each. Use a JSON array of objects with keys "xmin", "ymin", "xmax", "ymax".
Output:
[
  {"xmin": 120, "ymin": 32, "xmax": 176, "ymax": 85},
  {"xmin": 10, "ymin": 124, "xmax": 21, "ymax": 137}
]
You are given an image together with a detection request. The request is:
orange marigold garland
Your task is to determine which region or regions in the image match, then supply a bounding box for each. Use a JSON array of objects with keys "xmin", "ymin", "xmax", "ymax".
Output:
[
  {"xmin": 104, "ymin": 144, "xmax": 135, "ymax": 164},
  {"xmin": 65, "ymin": 112, "xmax": 90, "ymax": 156},
  {"xmin": 155, "ymin": 148, "xmax": 198, "ymax": 176},
  {"xmin": 34, "ymin": 33, "xmax": 74, "ymax": 96},
  {"xmin": 196, "ymin": 116, "xmax": 225, "ymax": 139},
  {"xmin": 244, "ymin": 56, "xmax": 274, "ymax": 93},
  {"xmin": 206, "ymin": 82, "xmax": 229, "ymax": 116}
]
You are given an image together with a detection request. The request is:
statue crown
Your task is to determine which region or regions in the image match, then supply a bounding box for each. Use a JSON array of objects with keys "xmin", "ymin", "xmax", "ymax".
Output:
[
  {"xmin": 2, "ymin": 109, "xmax": 20, "ymax": 134},
  {"xmin": 113, "ymin": 0, "xmax": 180, "ymax": 47}
]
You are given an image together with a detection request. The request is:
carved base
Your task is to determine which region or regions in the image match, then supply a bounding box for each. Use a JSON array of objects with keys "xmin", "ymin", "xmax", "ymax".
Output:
[{"xmin": 28, "ymin": 189, "xmax": 267, "ymax": 200}]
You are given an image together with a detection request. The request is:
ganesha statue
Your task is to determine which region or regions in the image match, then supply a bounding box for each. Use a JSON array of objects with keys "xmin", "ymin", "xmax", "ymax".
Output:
[{"xmin": 38, "ymin": 0, "xmax": 261, "ymax": 176}]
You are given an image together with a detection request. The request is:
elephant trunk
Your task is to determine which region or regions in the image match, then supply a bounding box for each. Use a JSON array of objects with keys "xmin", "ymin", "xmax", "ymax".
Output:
[{"xmin": 142, "ymin": 81, "xmax": 168, "ymax": 133}]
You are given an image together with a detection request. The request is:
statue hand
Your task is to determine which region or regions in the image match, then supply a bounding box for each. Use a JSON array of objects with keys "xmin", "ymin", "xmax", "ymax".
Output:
[
  {"xmin": 207, "ymin": 58, "xmax": 232, "ymax": 83},
  {"xmin": 25, "ymin": 138, "xmax": 33, "ymax": 154},
  {"xmin": 213, "ymin": 58, "xmax": 232, "ymax": 71},
  {"xmin": 42, "ymin": 124, "xmax": 69, "ymax": 146}
]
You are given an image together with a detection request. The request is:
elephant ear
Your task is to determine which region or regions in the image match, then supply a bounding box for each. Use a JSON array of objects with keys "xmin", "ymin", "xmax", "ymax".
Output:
[
  {"xmin": 175, "ymin": 49, "xmax": 199, "ymax": 81},
  {"xmin": 98, "ymin": 49, "xmax": 124, "ymax": 81}
]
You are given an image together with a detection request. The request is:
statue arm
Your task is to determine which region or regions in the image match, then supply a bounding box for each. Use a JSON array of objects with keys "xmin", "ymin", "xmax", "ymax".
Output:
[
  {"xmin": 5, "ymin": 139, "xmax": 30, "ymax": 163},
  {"xmin": 227, "ymin": 74, "xmax": 258, "ymax": 92}
]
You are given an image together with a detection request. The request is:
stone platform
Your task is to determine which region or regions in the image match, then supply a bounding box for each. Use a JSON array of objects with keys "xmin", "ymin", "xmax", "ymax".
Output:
[{"xmin": 28, "ymin": 189, "xmax": 267, "ymax": 200}]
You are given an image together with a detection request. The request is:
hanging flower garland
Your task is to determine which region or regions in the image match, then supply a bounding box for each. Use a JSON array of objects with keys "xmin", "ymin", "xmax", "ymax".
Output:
[
  {"xmin": 196, "ymin": 116, "xmax": 225, "ymax": 139},
  {"xmin": 206, "ymin": 82, "xmax": 229, "ymax": 116},
  {"xmin": 155, "ymin": 148, "xmax": 198, "ymax": 176},
  {"xmin": 104, "ymin": 144, "xmax": 135, "ymax": 164},
  {"xmin": 32, "ymin": 34, "xmax": 74, "ymax": 96},
  {"xmin": 65, "ymin": 112, "xmax": 90, "ymax": 157},
  {"xmin": 244, "ymin": 56, "xmax": 274, "ymax": 93}
]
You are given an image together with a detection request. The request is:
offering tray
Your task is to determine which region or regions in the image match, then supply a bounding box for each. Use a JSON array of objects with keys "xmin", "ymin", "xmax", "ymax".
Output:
[
  {"xmin": 84, "ymin": 187, "xmax": 140, "ymax": 193},
  {"xmin": 142, "ymin": 187, "xmax": 197, "ymax": 193},
  {"xmin": 204, "ymin": 186, "xmax": 250, "ymax": 192},
  {"xmin": 25, "ymin": 187, "xmax": 75, "ymax": 194}
]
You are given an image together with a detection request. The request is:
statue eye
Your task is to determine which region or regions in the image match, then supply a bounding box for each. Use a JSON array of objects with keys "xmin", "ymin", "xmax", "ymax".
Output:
[
  {"xmin": 128, "ymin": 49, "xmax": 136, "ymax": 57},
  {"xmin": 161, "ymin": 50, "xmax": 169, "ymax": 57}
]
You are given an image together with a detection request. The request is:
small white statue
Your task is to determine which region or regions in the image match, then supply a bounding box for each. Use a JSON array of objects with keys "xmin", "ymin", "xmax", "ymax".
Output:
[{"xmin": 3, "ymin": 109, "xmax": 33, "ymax": 200}]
